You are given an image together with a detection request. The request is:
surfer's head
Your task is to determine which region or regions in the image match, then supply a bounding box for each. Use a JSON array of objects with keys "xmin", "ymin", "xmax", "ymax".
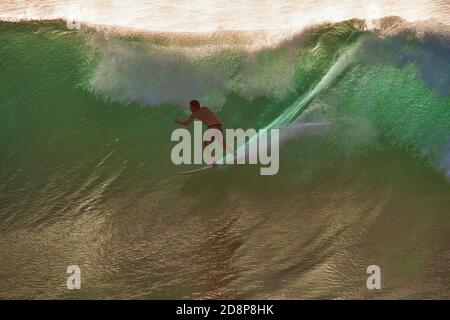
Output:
[{"xmin": 189, "ymin": 100, "xmax": 201, "ymax": 112}]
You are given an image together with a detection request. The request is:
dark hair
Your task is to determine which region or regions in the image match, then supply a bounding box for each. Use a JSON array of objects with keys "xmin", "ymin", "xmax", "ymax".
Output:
[{"xmin": 189, "ymin": 100, "xmax": 200, "ymax": 109}]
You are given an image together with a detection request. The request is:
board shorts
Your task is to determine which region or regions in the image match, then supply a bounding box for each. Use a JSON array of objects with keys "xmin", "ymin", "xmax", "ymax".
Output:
[{"xmin": 204, "ymin": 123, "xmax": 224, "ymax": 147}]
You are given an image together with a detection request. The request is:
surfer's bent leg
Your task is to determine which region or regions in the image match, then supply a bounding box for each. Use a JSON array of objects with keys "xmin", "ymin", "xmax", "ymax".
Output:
[
  {"xmin": 205, "ymin": 124, "xmax": 223, "ymax": 148},
  {"xmin": 205, "ymin": 124, "xmax": 226, "ymax": 166}
]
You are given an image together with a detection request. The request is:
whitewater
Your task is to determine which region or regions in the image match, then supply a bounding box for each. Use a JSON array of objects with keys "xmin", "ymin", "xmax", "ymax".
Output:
[{"xmin": 1, "ymin": 0, "xmax": 450, "ymax": 32}]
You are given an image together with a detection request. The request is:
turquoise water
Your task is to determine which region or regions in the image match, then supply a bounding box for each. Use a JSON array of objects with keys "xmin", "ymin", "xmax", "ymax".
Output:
[{"xmin": 0, "ymin": 18, "xmax": 449, "ymax": 299}]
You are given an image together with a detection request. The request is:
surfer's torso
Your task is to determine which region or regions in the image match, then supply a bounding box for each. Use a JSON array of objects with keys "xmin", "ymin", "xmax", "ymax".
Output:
[{"xmin": 192, "ymin": 107, "xmax": 221, "ymax": 128}]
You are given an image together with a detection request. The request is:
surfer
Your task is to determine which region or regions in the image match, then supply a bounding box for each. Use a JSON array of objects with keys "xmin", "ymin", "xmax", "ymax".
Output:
[{"xmin": 174, "ymin": 100, "xmax": 226, "ymax": 150}]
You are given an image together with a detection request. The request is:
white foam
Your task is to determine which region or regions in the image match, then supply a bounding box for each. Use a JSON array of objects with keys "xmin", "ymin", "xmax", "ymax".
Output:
[{"xmin": 1, "ymin": 0, "xmax": 449, "ymax": 35}]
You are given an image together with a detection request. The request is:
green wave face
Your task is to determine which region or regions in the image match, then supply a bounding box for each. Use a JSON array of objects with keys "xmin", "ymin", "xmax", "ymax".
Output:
[
  {"xmin": 0, "ymin": 19, "xmax": 449, "ymax": 299},
  {"xmin": 1, "ymin": 19, "xmax": 448, "ymax": 181}
]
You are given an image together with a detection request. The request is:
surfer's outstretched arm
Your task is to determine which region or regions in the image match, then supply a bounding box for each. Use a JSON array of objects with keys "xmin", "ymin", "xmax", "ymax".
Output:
[{"xmin": 174, "ymin": 115, "xmax": 194, "ymax": 126}]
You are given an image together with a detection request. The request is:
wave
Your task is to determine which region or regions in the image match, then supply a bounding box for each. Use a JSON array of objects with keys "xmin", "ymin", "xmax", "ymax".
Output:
[
  {"xmin": 1, "ymin": 11, "xmax": 450, "ymax": 299},
  {"xmin": 0, "ymin": 17, "xmax": 449, "ymax": 183}
]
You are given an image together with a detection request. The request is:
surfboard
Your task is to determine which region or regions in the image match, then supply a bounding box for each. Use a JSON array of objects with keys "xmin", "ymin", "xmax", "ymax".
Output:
[
  {"xmin": 179, "ymin": 122, "xmax": 330, "ymax": 176},
  {"xmin": 179, "ymin": 164, "xmax": 220, "ymax": 175}
]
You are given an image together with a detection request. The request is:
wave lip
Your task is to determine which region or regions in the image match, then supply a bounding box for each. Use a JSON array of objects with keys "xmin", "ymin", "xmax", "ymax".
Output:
[{"xmin": 1, "ymin": 0, "xmax": 450, "ymax": 32}]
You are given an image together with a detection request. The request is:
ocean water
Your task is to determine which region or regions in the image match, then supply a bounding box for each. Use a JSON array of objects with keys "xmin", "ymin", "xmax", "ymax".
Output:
[{"xmin": 0, "ymin": 1, "xmax": 449, "ymax": 299}]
